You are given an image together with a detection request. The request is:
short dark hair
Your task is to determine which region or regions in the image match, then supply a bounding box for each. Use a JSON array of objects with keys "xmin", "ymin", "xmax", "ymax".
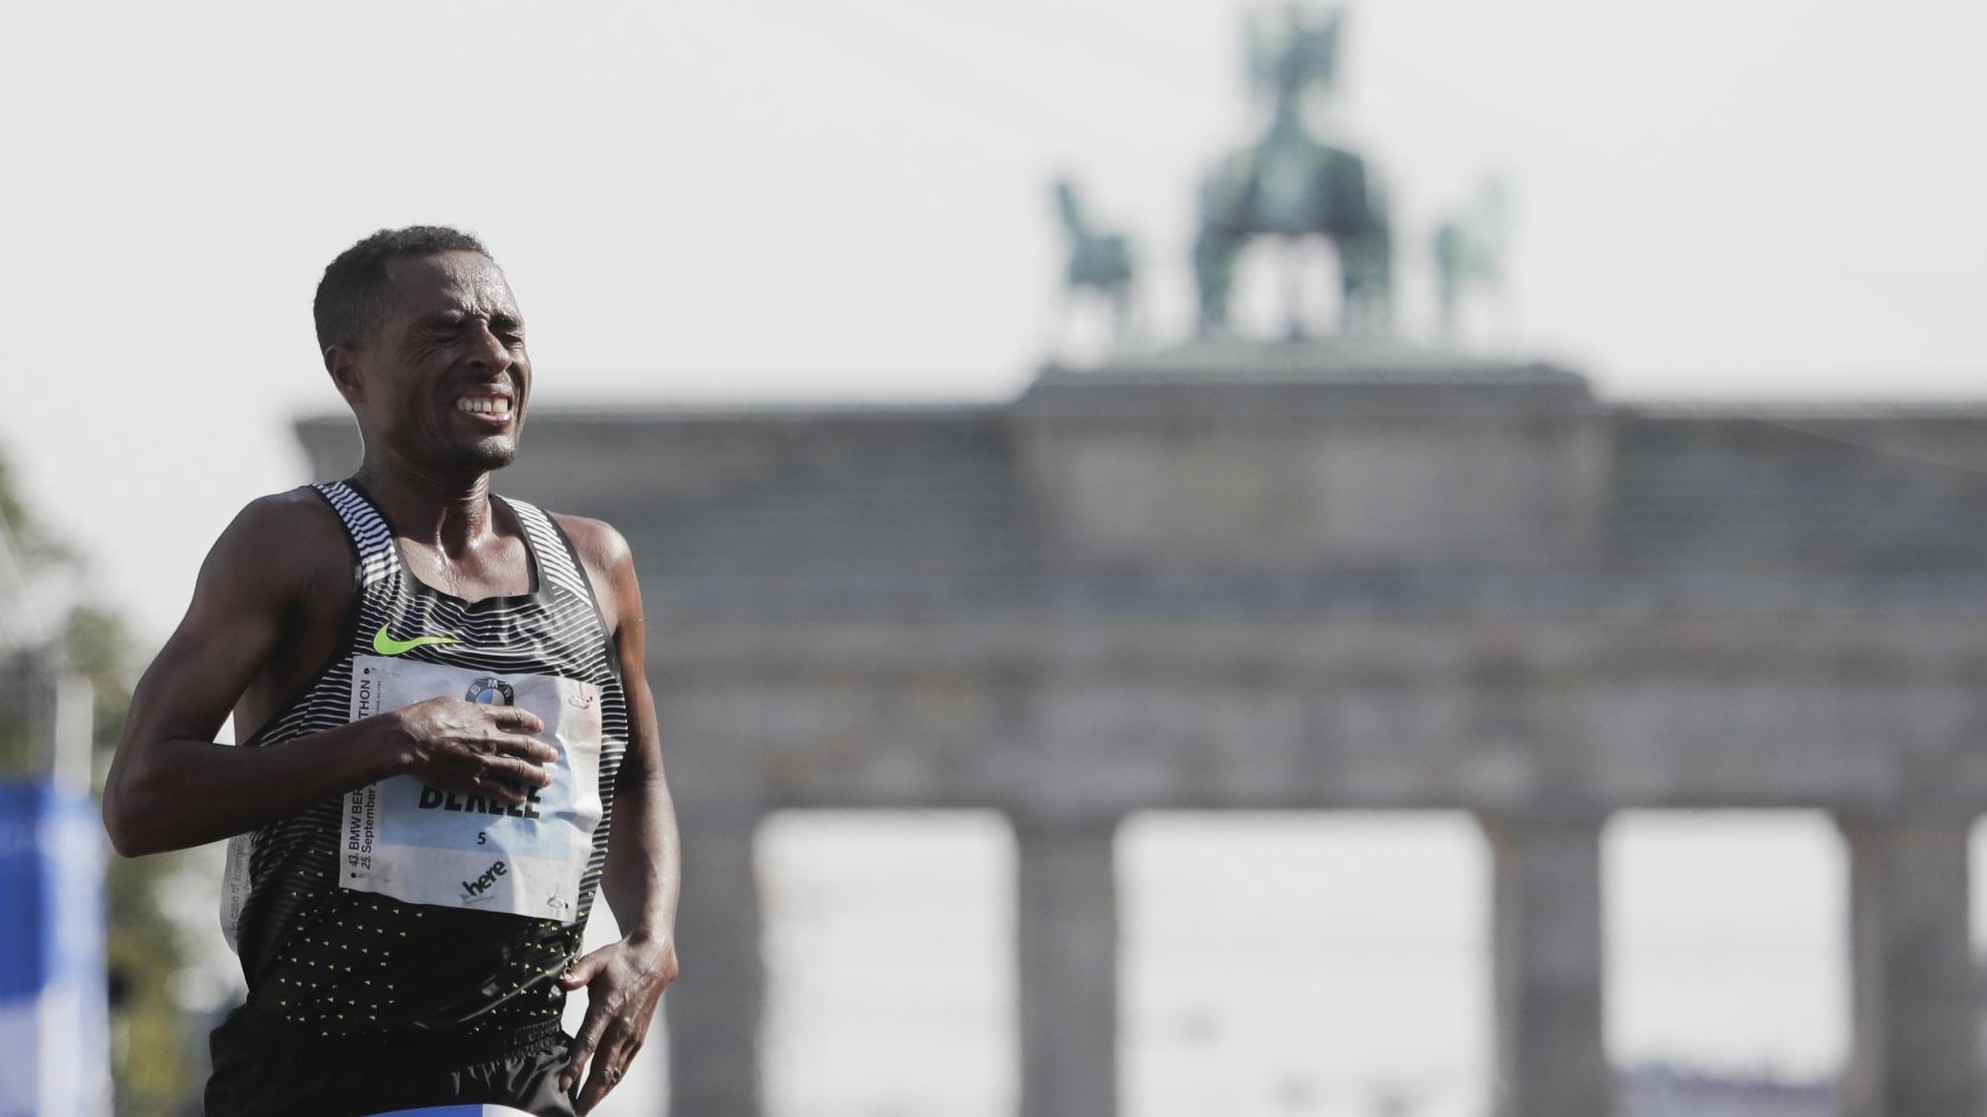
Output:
[{"xmin": 313, "ymin": 225, "xmax": 489, "ymax": 352}]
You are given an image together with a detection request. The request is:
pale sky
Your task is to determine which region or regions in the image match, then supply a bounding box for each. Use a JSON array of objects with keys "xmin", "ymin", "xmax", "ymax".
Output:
[
  {"xmin": 3, "ymin": 0, "xmax": 1984, "ymax": 641},
  {"xmin": 5, "ymin": 3, "xmax": 1983, "ymax": 1101}
]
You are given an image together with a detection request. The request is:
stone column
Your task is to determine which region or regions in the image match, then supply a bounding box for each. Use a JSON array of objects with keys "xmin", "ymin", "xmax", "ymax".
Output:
[
  {"xmin": 666, "ymin": 796, "xmax": 765, "ymax": 1117},
  {"xmin": 1015, "ymin": 818, "xmax": 1120, "ymax": 1117},
  {"xmin": 1480, "ymin": 811, "xmax": 1611, "ymax": 1117},
  {"xmin": 1837, "ymin": 811, "xmax": 1978, "ymax": 1117}
]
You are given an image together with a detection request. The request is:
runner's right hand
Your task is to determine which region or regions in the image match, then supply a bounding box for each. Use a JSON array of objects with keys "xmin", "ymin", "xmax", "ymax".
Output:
[{"xmin": 383, "ymin": 697, "xmax": 555, "ymax": 803}]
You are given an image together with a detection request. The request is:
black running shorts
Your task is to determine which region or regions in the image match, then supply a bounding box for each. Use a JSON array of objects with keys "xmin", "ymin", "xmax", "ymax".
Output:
[{"xmin": 205, "ymin": 1006, "xmax": 577, "ymax": 1117}]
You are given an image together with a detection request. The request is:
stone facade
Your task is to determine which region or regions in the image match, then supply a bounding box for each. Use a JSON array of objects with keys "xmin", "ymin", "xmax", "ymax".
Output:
[{"xmin": 298, "ymin": 340, "xmax": 1987, "ymax": 1117}]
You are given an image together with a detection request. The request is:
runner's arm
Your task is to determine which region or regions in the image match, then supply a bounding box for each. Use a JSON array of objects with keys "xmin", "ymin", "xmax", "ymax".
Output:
[
  {"xmin": 599, "ymin": 541, "xmax": 679, "ymax": 950},
  {"xmin": 551, "ymin": 519, "xmax": 680, "ymax": 1112},
  {"xmin": 102, "ymin": 496, "xmax": 552, "ymax": 857}
]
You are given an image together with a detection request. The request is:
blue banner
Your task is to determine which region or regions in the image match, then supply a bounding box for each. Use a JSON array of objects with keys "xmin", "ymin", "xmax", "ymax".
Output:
[{"xmin": 0, "ymin": 780, "xmax": 109, "ymax": 1117}]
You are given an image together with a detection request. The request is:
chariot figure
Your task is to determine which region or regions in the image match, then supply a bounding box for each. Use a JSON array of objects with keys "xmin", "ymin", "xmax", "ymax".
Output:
[{"xmin": 1194, "ymin": 5, "xmax": 1393, "ymax": 337}]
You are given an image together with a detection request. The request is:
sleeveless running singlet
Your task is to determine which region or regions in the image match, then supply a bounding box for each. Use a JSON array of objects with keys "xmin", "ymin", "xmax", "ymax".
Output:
[{"xmin": 218, "ymin": 481, "xmax": 628, "ymax": 1045}]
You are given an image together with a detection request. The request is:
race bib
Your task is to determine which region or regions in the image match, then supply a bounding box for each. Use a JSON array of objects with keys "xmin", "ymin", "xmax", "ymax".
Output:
[
  {"xmin": 339, "ymin": 656, "xmax": 604, "ymax": 924},
  {"xmin": 220, "ymin": 830, "xmax": 254, "ymax": 953}
]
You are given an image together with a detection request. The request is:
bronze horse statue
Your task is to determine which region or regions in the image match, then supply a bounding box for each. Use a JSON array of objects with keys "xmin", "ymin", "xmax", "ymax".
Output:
[
  {"xmin": 1194, "ymin": 6, "xmax": 1393, "ymax": 337},
  {"xmin": 1432, "ymin": 179, "xmax": 1512, "ymax": 347},
  {"xmin": 1053, "ymin": 177, "xmax": 1135, "ymax": 344}
]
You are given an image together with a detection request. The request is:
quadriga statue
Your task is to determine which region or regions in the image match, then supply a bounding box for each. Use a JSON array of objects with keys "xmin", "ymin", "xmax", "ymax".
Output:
[{"xmin": 1194, "ymin": 5, "xmax": 1393, "ymax": 337}]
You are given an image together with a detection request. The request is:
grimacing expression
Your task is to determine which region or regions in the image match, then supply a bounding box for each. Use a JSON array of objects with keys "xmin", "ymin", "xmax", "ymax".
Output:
[{"xmin": 342, "ymin": 251, "xmax": 530, "ymax": 473}]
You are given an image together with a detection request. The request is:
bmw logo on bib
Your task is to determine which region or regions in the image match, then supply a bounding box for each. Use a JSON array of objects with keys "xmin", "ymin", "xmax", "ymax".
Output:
[{"xmin": 464, "ymin": 677, "xmax": 516, "ymax": 706}]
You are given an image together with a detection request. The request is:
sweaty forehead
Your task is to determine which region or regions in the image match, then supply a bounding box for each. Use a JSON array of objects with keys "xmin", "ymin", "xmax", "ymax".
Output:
[{"xmin": 383, "ymin": 251, "xmax": 518, "ymax": 319}]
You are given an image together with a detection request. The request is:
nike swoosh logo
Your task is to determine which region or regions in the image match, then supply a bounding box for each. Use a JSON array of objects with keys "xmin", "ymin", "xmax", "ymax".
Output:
[{"xmin": 372, "ymin": 624, "xmax": 465, "ymax": 656}]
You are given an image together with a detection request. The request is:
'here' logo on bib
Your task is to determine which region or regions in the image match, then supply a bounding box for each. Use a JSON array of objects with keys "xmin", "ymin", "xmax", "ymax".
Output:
[{"xmin": 341, "ymin": 656, "xmax": 604, "ymax": 923}]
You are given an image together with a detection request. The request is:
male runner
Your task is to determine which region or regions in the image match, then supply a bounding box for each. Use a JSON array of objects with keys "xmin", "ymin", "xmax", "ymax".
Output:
[{"xmin": 102, "ymin": 227, "xmax": 679, "ymax": 1117}]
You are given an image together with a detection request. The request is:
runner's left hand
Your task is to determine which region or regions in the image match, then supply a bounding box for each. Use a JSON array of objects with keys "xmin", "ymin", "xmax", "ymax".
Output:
[{"xmin": 558, "ymin": 935, "xmax": 679, "ymax": 1113}]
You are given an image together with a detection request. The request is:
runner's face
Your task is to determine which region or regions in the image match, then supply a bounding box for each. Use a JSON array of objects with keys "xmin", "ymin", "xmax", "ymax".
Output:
[{"xmin": 361, "ymin": 251, "xmax": 531, "ymax": 474}]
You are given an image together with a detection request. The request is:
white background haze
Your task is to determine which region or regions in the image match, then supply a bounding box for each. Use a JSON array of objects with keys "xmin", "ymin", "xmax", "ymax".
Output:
[{"xmin": 5, "ymin": 2, "xmax": 1984, "ymax": 1112}]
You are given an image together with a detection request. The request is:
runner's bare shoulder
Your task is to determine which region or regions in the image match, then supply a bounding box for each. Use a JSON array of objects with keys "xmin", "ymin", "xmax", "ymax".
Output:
[
  {"xmin": 195, "ymin": 487, "xmax": 359, "ymax": 619},
  {"xmin": 545, "ymin": 512, "xmax": 631, "ymax": 575},
  {"xmin": 545, "ymin": 512, "xmax": 633, "ymax": 623}
]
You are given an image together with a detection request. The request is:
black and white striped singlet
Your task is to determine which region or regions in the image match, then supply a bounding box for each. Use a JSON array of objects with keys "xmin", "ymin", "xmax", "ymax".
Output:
[{"xmin": 221, "ymin": 480, "xmax": 628, "ymax": 1046}]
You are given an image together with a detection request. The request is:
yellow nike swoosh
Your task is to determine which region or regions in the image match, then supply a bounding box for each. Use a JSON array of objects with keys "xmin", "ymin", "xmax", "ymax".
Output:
[{"xmin": 372, "ymin": 624, "xmax": 464, "ymax": 656}]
